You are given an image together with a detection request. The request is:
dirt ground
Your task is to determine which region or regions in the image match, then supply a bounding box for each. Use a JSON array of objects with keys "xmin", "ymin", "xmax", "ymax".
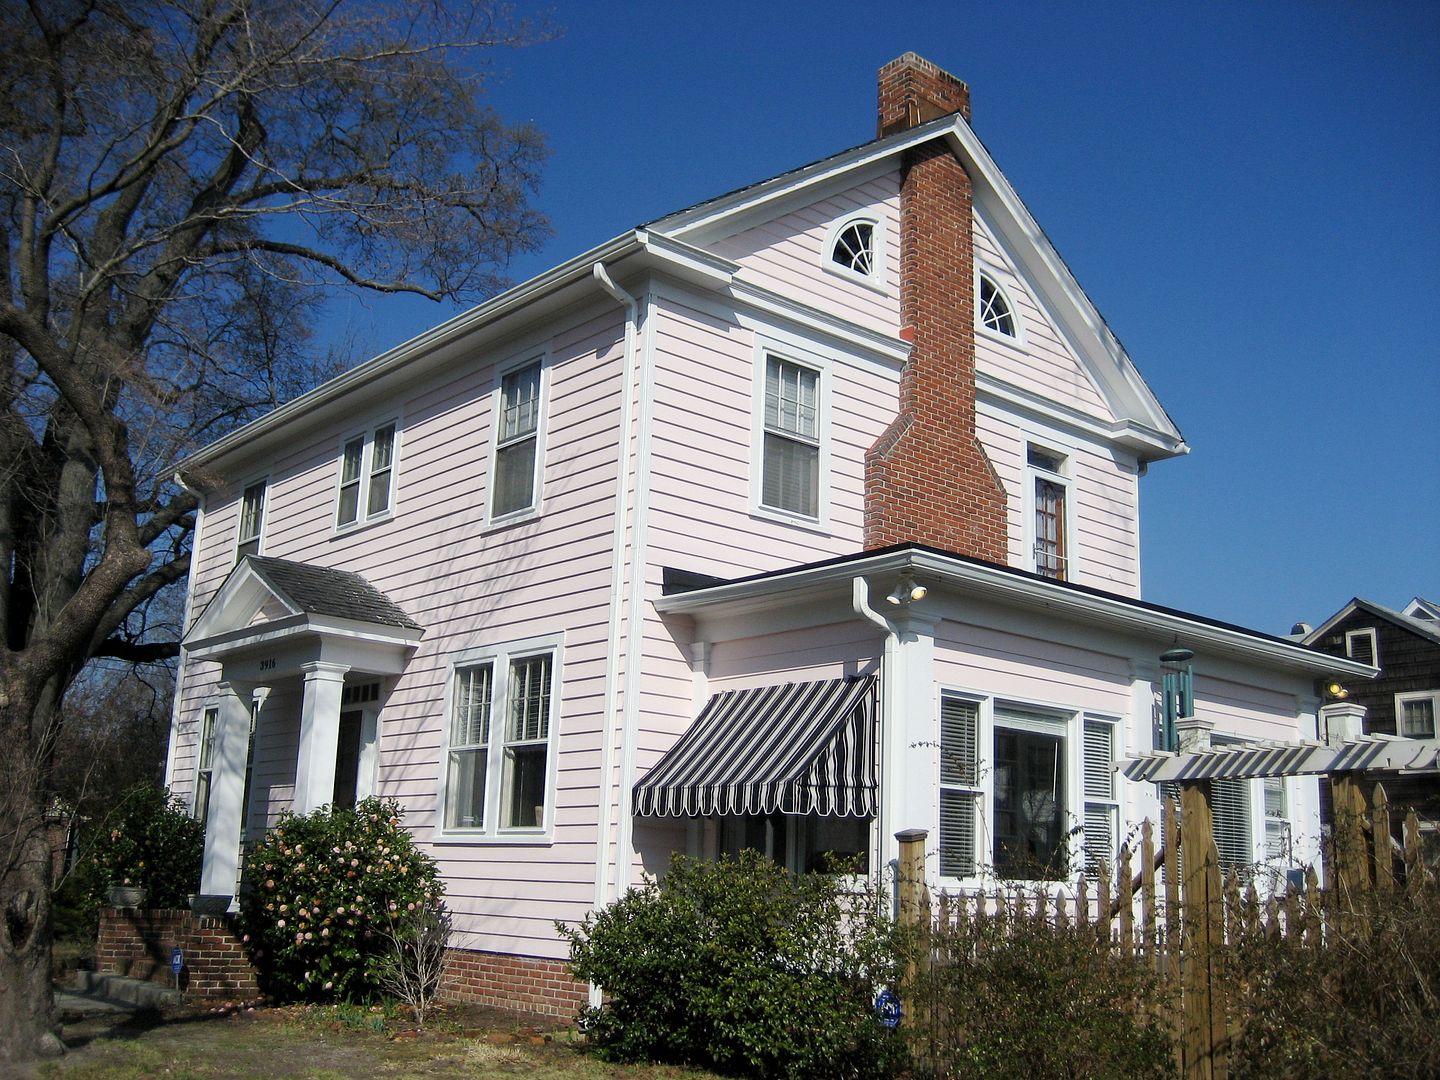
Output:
[{"xmin": 26, "ymin": 1000, "xmax": 720, "ymax": 1080}]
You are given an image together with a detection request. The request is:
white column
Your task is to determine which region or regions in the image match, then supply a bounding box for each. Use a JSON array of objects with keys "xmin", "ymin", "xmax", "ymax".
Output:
[
  {"xmin": 879, "ymin": 608, "xmax": 938, "ymax": 879},
  {"xmin": 199, "ymin": 681, "xmax": 255, "ymax": 901},
  {"xmin": 294, "ymin": 661, "xmax": 350, "ymax": 813}
]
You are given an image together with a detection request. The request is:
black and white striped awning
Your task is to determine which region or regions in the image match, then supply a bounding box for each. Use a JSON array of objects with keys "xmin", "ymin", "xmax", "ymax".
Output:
[{"xmin": 633, "ymin": 675, "xmax": 878, "ymax": 818}]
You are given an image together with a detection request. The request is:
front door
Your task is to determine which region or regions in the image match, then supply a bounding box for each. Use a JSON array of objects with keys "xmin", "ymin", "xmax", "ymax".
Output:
[{"xmin": 333, "ymin": 709, "xmax": 364, "ymax": 809}]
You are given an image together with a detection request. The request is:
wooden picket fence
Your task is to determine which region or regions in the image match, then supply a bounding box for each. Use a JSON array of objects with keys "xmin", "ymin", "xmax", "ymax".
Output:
[{"xmin": 899, "ymin": 778, "xmax": 1433, "ymax": 1080}]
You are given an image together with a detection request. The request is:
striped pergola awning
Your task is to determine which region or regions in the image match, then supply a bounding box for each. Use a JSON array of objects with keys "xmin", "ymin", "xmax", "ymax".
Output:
[{"xmin": 633, "ymin": 675, "xmax": 878, "ymax": 818}]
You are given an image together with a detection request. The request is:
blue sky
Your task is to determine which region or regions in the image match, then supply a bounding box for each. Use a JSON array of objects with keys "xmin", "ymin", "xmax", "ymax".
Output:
[{"xmin": 330, "ymin": 0, "xmax": 1438, "ymax": 636}]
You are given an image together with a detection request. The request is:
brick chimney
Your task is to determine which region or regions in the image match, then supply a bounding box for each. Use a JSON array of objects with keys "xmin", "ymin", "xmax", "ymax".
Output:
[{"xmin": 864, "ymin": 54, "xmax": 1008, "ymax": 560}]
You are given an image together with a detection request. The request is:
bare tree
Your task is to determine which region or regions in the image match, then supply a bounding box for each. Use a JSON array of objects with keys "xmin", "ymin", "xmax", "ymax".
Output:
[{"xmin": 0, "ymin": 0, "xmax": 548, "ymax": 1059}]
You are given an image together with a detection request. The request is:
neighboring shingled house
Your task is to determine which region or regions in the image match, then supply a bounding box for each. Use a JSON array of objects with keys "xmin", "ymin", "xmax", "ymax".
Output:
[
  {"xmin": 163, "ymin": 54, "xmax": 1366, "ymax": 1014},
  {"xmin": 1304, "ymin": 596, "xmax": 1440, "ymax": 839}
]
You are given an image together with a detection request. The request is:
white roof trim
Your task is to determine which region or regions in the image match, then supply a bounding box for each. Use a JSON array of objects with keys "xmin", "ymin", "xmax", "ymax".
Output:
[{"xmin": 657, "ymin": 547, "xmax": 1376, "ymax": 678}]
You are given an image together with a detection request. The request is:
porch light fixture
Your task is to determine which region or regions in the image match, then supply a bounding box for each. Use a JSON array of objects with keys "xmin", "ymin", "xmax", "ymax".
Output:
[
  {"xmin": 886, "ymin": 573, "xmax": 927, "ymax": 605},
  {"xmin": 1323, "ymin": 680, "xmax": 1349, "ymax": 701}
]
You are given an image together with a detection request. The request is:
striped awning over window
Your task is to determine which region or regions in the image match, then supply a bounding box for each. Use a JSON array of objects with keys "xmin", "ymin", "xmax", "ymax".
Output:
[{"xmin": 633, "ymin": 675, "xmax": 878, "ymax": 818}]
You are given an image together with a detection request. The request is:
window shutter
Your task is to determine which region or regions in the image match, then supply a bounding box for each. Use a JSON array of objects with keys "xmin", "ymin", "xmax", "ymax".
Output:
[
  {"xmin": 1211, "ymin": 776, "xmax": 1252, "ymax": 869},
  {"xmin": 939, "ymin": 697, "xmax": 980, "ymax": 877},
  {"xmin": 1083, "ymin": 721, "xmax": 1113, "ymax": 800},
  {"xmin": 941, "ymin": 698, "xmax": 978, "ymax": 785}
]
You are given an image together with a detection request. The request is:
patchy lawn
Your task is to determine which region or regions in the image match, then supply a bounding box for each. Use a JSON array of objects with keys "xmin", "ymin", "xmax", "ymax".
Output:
[{"xmin": 35, "ymin": 1001, "xmax": 723, "ymax": 1080}]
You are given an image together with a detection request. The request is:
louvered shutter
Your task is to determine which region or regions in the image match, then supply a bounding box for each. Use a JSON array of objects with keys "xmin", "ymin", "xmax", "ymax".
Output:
[
  {"xmin": 939, "ymin": 697, "xmax": 980, "ymax": 877},
  {"xmin": 1082, "ymin": 719, "xmax": 1116, "ymax": 874}
]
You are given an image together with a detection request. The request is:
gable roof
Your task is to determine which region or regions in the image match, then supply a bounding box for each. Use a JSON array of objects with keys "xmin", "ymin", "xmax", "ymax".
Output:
[
  {"xmin": 241, "ymin": 557, "xmax": 421, "ymax": 630},
  {"xmin": 649, "ymin": 113, "xmax": 1186, "ymax": 460},
  {"xmin": 1304, "ymin": 597, "xmax": 1440, "ymax": 650},
  {"xmin": 182, "ymin": 107, "xmax": 1184, "ymax": 477}
]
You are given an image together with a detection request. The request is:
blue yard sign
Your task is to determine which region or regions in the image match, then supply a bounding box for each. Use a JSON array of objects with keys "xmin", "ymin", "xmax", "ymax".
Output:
[
  {"xmin": 874, "ymin": 988, "xmax": 902, "ymax": 1030},
  {"xmin": 170, "ymin": 947, "xmax": 184, "ymax": 975}
]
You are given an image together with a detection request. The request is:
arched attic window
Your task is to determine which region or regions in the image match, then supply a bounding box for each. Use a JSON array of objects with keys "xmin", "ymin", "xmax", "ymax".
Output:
[
  {"xmin": 829, "ymin": 218, "xmax": 877, "ymax": 279},
  {"xmin": 978, "ymin": 272, "xmax": 1017, "ymax": 337}
]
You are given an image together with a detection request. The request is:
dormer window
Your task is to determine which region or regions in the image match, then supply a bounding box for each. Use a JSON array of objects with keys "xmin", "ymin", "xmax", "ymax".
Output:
[
  {"xmin": 831, "ymin": 220, "xmax": 875, "ymax": 276},
  {"xmin": 978, "ymin": 273, "xmax": 1016, "ymax": 337}
]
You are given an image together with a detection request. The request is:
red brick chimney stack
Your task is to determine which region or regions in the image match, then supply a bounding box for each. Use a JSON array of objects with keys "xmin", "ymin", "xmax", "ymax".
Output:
[{"xmin": 864, "ymin": 55, "xmax": 1009, "ymax": 561}]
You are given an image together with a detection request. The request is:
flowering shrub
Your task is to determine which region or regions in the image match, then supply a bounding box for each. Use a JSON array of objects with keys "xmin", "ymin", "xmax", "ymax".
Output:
[
  {"xmin": 560, "ymin": 850, "xmax": 909, "ymax": 1079},
  {"xmin": 239, "ymin": 797, "xmax": 443, "ymax": 1002},
  {"xmin": 87, "ymin": 783, "xmax": 204, "ymax": 908}
]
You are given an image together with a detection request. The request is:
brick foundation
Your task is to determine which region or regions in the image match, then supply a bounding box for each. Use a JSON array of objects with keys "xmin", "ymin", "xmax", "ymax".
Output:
[
  {"xmin": 97, "ymin": 907, "xmax": 260, "ymax": 1001},
  {"xmin": 97, "ymin": 909, "xmax": 585, "ymax": 1015},
  {"xmin": 439, "ymin": 947, "xmax": 588, "ymax": 1018}
]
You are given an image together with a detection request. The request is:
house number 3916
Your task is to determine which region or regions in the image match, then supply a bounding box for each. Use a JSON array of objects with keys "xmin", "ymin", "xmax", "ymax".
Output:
[{"xmin": 258, "ymin": 658, "xmax": 277, "ymax": 672}]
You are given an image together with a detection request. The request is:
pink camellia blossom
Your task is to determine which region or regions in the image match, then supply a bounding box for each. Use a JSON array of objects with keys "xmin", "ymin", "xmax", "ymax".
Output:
[
  {"xmin": 321, "ymin": 928, "xmax": 330, "ymax": 937},
  {"xmin": 324, "ymin": 981, "xmax": 333, "ymax": 991},
  {"xmin": 277, "ymin": 919, "xmax": 286, "ymax": 928},
  {"xmin": 279, "ymin": 904, "xmax": 288, "ymax": 913},
  {"xmin": 336, "ymin": 906, "xmax": 345, "ymax": 915},
  {"xmin": 265, "ymin": 879, "xmax": 274, "ymax": 889},
  {"xmin": 304, "ymin": 932, "xmax": 313, "ymax": 941}
]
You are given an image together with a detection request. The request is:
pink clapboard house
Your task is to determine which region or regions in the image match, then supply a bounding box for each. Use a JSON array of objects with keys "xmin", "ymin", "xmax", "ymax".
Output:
[{"xmin": 164, "ymin": 55, "xmax": 1369, "ymax": 1013}]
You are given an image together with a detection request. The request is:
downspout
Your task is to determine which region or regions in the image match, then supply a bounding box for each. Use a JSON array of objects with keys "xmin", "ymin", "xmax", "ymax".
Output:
[
  {"xmin": 162, "ymin": 471, "xmax": 207, "ymax": 791},
  {"xmin": 852, "ymin": 576, "xmax": 899, "ymax": 887},
  {"xmin": 591, "ymin": 262, "xmax": 639, "ymax": 943}
]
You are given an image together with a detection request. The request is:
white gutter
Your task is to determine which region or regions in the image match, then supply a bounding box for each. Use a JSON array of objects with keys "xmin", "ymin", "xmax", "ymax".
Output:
[
  {"xmin": 590, "ymin": 263, "xmax": 640, "ymax": 945},
  {"xmin": 852, "ymin": 578, "xmax": 898, "ymax": 868}
]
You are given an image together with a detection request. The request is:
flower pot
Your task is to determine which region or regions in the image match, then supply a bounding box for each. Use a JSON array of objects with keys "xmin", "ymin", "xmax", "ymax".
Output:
[{"xmin": 107, "ymin": 886, "xmax": 147, "ymax": 908}]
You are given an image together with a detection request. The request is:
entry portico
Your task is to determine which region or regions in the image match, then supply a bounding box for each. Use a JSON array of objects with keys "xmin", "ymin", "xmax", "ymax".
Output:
[{"xmin": 183, "ymin": 556, "xmax": 423, "ymax": 904}]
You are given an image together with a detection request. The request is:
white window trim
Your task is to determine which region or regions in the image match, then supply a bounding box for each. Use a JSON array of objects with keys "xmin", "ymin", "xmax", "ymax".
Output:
[
  {"xmin": 822, "ymin": 214, "xmax": 888, "ymax": 294},
  {"xmin": 749, "ymin": 343, "xmax": 832, "ymax": 532},
  {"xmin": 938, "ymin": 690, "xmax": 1111, "ymax": 888},
  {"xmin": 1395, "ymin": 691, "xmax": 1440, "ymax": 739},
  {"xmin": 234, "ymin": 475, "xmax": 268, "ymax": 562},
  {"xmin": 434, "ymin": 634, "xmax": 563, "ymax": 844},
  {"xmin": 1023, "ymin": 440, "xmax": 1075, "ymax": 581},
  {"xmin": 332, "ymin": 419, "xmax": 401, "ymax": 534},
  {"xmin": 485, "ymin": 352, "xmax": 550, "ymax": 528},
  {"xmin": 1344, "ymin": 627, "xmax": 1379, "ymax": 667},
  {"xmin": 1262, "ymin": 775, "xmax": 1293, "ymax": 863},
  {"xmin": 976, "ymin": 267, "xmax": 1024, "ymax": 346}
]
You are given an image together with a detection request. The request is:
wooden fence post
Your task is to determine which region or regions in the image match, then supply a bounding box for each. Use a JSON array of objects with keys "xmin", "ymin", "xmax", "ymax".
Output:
[{"xmin": 1179, "ymin": 778, "xmax": 1226, "ymax": 1080}]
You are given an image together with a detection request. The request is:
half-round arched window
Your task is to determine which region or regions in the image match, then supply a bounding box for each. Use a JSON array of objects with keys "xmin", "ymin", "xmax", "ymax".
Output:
[
  {"xmin": 978, "ymin": 272, "xmax": 1017, "ymax": 337},
  {"xmin": 830, "ymin": 219, "xmax": 876, "ymax": 278}
]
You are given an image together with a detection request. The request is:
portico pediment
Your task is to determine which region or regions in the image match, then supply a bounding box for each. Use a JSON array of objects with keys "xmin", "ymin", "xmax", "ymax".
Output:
[{"xmin": 185, "ymin": 556, "xmax": 423, "ymax": 679}]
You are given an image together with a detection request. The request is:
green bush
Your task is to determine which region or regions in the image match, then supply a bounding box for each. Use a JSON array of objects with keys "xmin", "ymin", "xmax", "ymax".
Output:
[
  {"xmin": 1225, "ymin": 881, "xmax": 1440, "ymax": 1080},
  {"xmin": 559, "ymin": 850, "xmax": 908, "ymax": 1079},
  {"xmin": 910, "ymin": 892, "xmax": 1175, "ymax": 1080},
  {"xmin": 238, "ymin": 797, "xmax": 443, "ymax": 1002},
  {"xmin": 87, "ymin": 783, "xmax": 204, "ymax": 909}
]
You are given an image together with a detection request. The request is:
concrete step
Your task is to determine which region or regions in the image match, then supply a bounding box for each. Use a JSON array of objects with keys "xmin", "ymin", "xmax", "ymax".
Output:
[{"xmin": 70, "ymin": 971, "xmax": 182, "ymax": 1010}]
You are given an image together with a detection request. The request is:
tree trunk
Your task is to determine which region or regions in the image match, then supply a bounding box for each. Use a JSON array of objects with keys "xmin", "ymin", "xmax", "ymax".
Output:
[{"xmin": 0, "ymin": 753, "xmax": 62, "ymax": 1063}]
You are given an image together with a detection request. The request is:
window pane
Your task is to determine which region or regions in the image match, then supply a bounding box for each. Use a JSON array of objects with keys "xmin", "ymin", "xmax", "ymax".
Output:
[
  {"xmin": 1034, "ymin": 477, "xmax": 1067, "ymax": 580},
  {"xmin": 1083, "ymin": 804, "xmax": 1115, "ymax": 874},
  {"xmin": 1212, "ymin": 776, "xmax": 1252, "ymax": 869},
  {"xmin": 238, "ymin": 482, "xmax": 265, "ymax": 553},
  {"xmin": 1401, "ymin": 699, "xmax": 1436, "ymax": 738},
  {"xmin": 800, "ymin": 815, "xmax": 870, "ymax": 873},
  {"xmin": 452, "ymin": 665, "xmax": 493, "ymax": 746},
  {"xmin": 979, "ymin": 275, "xmax": 1016, "ymax": 336},
  {"xmin": 993, "ymin": 727, "xmax": 1066, "ymax": 879},
  {"xmin": 504, "ymin": 745, "xmax": 547, "ymax": 828},
  {"xmin": 500, "ymin": 363, "xmax": 541, "ymax": 442},
  {"xmin": 940, "ymin": 789, "xmax": 977, "ymax": 877},
  {"xmin": 831, "ymin": 222, "xmax": 874, "ymax": 275},
  {"xmin": 1083, "ymin": 720, "xmax": 1113, "ymax": 800},
  {"xmin": 446, "ymin": 749, "xmax": 487, "ymax": 829},
  {"xmin": 508, "ymin": 655, "xmax": 552, "ymax": 742},
  {"xmin": 765, "ymin": 357, "xmax": 818, "ymax": 439},
  {"xmin": 367, "ymin": 468, "xmax": 392, "ymax": 516},
  {"xmin": 337, "ymin": 437, "xmax": 364, "ymax": 525},
  {"xmin": 493, "ymin": 438, "xmax": 537, "ymax": 517},
  {"xmin": 940, "ymin": 697, "xmax": 979, "ymax": 786},
  {"xmin": 761, "ymin": 433, "xmax": 818, "ymax": 517}
]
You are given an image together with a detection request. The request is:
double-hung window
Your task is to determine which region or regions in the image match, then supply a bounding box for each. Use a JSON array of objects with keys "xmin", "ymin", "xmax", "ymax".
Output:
[
  {"xmin": 336, "ymin": 421, "xmax": 397, "ymax": 529},
  {"xmin": 940, "ymin": 694, "xmax": 1092, "ymax": 882},
  {"xmin": 760, "ymin": 354, "xmax": 822, "ymax": 520},
  {"xmin": 194, "ymin": 706, "xmax": 219, "ymax": 827},
  {"xmin": 1263, "ymin": 776, "xmax": 1291, "ymax": 860},
  {"xmin": 1026, "ymin": 444, "xmax": 1070, "ymax": 581},
  {"xmin": 443, "ymin": 642, "xmax": 559, "ymax": 836},
  {"xmin": 236, "ymin": 481, "xmax": 266, "ymax": 559},
  {"xmin": 492, "ymin": 359, "xmax": 544, "ymax": 520}
]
